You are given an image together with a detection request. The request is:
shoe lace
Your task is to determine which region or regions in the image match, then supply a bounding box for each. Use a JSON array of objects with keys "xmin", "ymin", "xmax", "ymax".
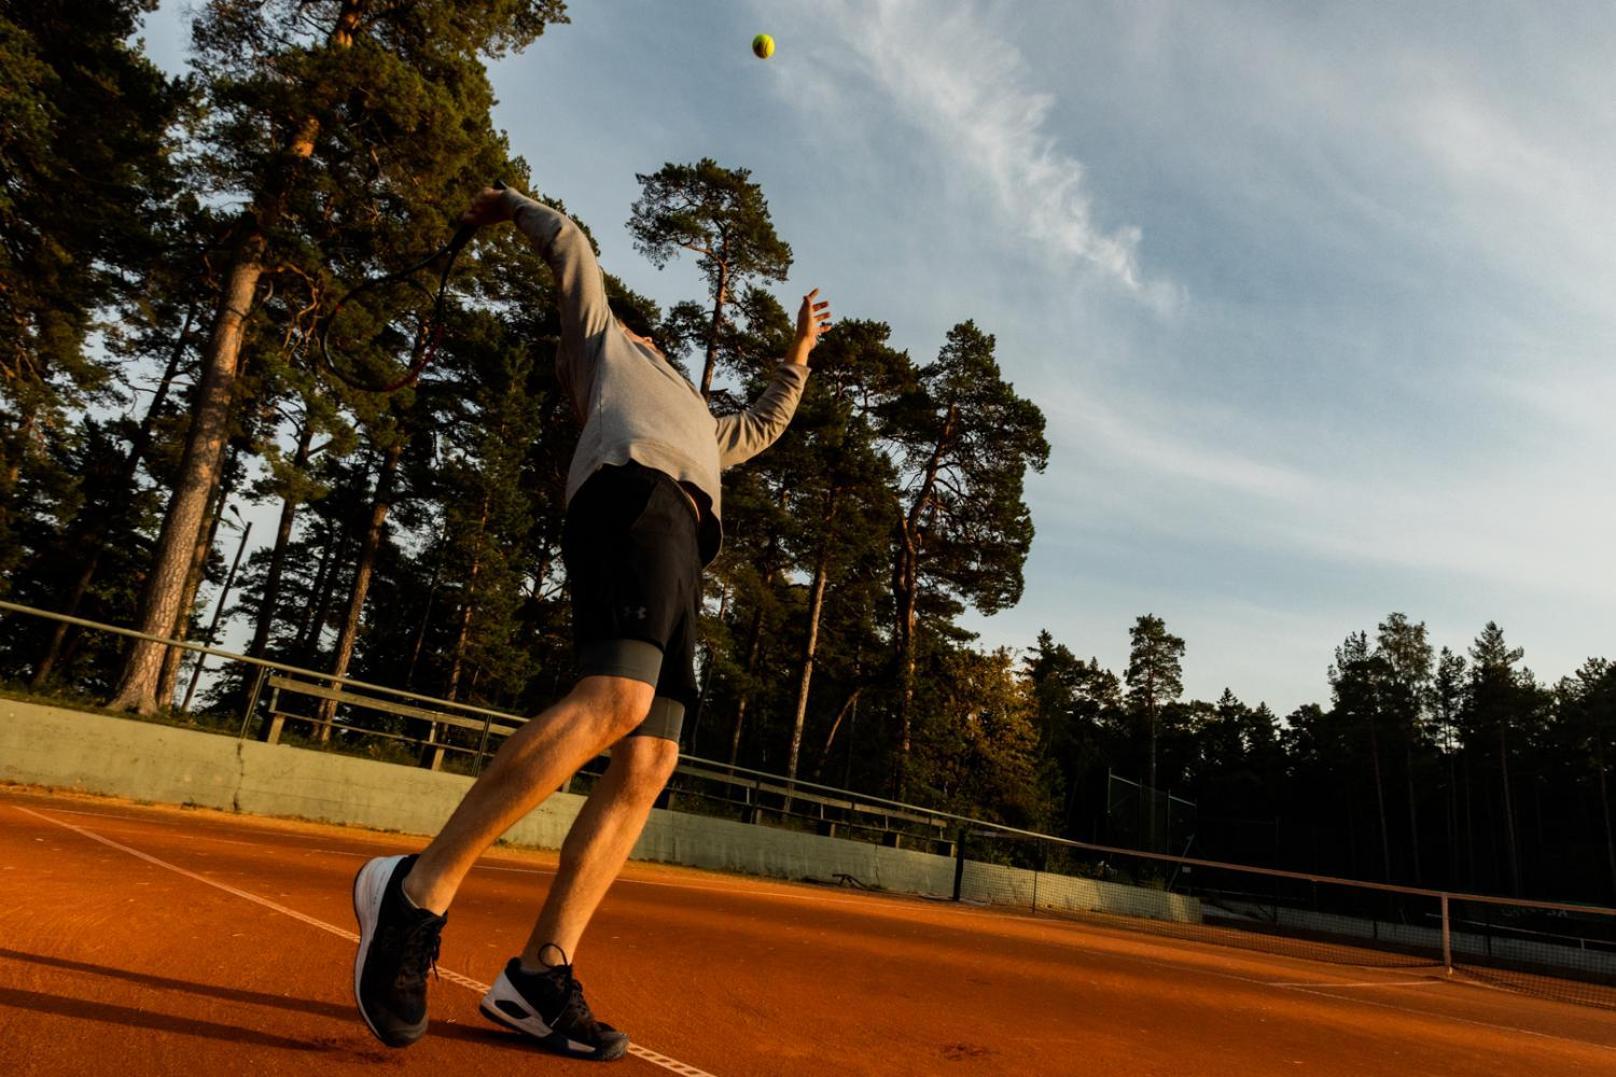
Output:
[
  {"xmin": 393, "ymin": 915, "xmax": 442, "ymax": 990},
  {"xmin": 538, "ymin": 944, "xmax": 598, "ymax": 1030}
]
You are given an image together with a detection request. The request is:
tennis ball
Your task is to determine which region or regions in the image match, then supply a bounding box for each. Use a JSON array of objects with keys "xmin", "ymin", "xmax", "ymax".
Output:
[{"xmin": 752, "ymin": 33, "xmax": 775, "ymax": 59}]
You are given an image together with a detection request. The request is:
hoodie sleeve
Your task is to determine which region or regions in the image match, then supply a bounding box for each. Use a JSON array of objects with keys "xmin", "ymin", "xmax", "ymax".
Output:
[
  {"xmin": 502, "ymin": 190, "xmax": 612, "ymax": 418},
  {"xmin": 714, "ymin": 363, "xmax": 810, "ymax": 469}
]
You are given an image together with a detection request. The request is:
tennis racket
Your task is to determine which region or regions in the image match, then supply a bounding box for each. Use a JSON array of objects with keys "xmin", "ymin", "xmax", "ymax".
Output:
[{"xmin": 318, "ymin": 180, "xmax": 504, "ymax": 393}]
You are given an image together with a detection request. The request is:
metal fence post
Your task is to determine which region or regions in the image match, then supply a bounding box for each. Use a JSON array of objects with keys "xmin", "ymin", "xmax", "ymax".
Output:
[
  {"xmin": 1031, "ymin": 838, "xmax": 1042, "ymax": 914},
  {"xmin": 473, "ymin": 713, "xmax": 494, "ymax": 776},
  {"xmin": 1441, "ymin": 893, "xmax": 1453, "ymax": 974},
  {"xmin": 953, "ymin": 827, "xmax": 968, "ymax": 902},
  {"xmin": 238, "ymin": 666, "xmax": 269, "ymax": 739}
]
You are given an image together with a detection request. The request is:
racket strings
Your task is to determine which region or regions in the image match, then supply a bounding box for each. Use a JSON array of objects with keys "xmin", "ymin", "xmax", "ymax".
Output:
[{"xmin": 319, "ymin": 228, "xmax": 471, "ymax": 393}]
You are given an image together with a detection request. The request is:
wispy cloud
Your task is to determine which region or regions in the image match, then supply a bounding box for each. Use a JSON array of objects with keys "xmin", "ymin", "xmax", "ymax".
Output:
[
  {"xmin": 783, "ymin": 1, "xmax": 1168, "ymax": 302},
  {"xmin": 1044, "ymin": 387, "xmax": 1311, "ymax": 500}
]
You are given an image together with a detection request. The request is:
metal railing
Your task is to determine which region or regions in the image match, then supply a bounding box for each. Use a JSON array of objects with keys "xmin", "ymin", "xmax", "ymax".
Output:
[{"xmin": 0, "ymin": 598, "xmax": 962, "ymax": 849}]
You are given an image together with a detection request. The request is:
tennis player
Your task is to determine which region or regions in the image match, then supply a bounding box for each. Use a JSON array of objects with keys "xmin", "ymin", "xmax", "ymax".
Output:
[{"xmin": 349, "ymin": 184, "xmax": 829, "ymax": 1059}]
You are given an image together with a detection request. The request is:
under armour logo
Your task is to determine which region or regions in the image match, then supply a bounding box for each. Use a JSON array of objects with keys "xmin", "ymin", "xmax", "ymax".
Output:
[{"xmin": 624, "ymin": 606, "xmax": 648, "ymax": 620}]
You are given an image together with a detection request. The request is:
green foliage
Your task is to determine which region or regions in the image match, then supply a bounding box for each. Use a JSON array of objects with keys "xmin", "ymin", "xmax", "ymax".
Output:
[
  {"xmin": 628, "ymin": 158, "xmax": 792, "ymax": 293},
  {"xmin": 0, "ymin": 0, "xmax": 189, "ymax": 585},
  {"xmin": 911, "ymin": 647, "xmax": 1049, "ymax": 828}
]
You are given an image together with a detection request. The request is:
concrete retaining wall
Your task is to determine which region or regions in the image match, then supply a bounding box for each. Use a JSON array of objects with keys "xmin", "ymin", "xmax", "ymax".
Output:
[{"xmin": 1, "ymin": 698, "xmax": 1188, "ymax": 917}]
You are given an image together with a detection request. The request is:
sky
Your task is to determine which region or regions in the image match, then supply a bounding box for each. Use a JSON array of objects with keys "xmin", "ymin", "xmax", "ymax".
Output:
[{"xmin": 135, "ymin": 1, "xmax": 1615, "ymax": 716}]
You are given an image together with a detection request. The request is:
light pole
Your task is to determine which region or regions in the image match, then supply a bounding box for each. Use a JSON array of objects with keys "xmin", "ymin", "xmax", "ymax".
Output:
[{"xmin": 181, "ymin": 505, "xmax": 252, "ymax": 714}]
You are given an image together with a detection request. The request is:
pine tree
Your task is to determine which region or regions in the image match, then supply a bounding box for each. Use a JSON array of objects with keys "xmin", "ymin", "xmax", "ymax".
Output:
[
  {"xmin": 1330, "ymin": 631, "xmax": 1395, "ymax": 881},
  {"xmin": 1125, "ymin": 612, "xmax": 1185, "ymax": 846},
  {"xmin": 1464, "ymin": 621, "xmax": 1531, "ymax": 895},
  {"xmin": 883, "ymin": 321, "xmax": 1048, "ymax": 795},
  {"xmin": 1374, "ymin": 612, "xmax": 1434, "ymax": 883},
  {"xmin": 627, "ymin": 159, "xmax": 793, "ymax": 398},
  {"xmin": 771, "ymin": 319, "xmax": 907, "ymax": 791}
]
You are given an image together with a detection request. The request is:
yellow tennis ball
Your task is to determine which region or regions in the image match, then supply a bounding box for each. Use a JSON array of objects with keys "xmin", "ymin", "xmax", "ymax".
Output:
[{"xmin": 752, "ymin": 33, "xmax": 775, "ymax": 59}]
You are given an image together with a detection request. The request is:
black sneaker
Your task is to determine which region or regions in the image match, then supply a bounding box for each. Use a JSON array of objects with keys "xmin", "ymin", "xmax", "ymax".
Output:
[
  {"xmin": 352, "ymin": 853, "xmax": 446, "ymax": 1048},
  {"xmin": 479, "ymin": 951, "xmax": 631, "ymax": 1061}
]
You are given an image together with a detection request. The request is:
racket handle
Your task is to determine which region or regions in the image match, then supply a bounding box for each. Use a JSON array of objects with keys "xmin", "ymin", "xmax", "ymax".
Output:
[{"xmin": 447, "ymin": 179, "xmax": 508, "ymax": 252}]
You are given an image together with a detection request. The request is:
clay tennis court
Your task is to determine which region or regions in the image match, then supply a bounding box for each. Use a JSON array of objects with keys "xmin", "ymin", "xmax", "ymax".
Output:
[{"xmin": 2, "ymin": 784, "xmax": 1614, "ymax": 1076}]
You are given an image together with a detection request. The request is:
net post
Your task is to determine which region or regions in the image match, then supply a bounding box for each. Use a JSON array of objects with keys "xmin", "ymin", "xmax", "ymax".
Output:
[
  {"xmin": 1441, "ymin": 892, "xmax": 1453, "ymax": 974},
  {"xmin": 953, "ymin": 827, "xmax": 968, "ymax": 902}
]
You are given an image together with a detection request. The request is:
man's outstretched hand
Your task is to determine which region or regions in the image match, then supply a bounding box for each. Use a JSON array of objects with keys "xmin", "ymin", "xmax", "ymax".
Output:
[
  {"xmin": 460, "ymin": 186, "xmax": 516, "ymax": 229},
  {"xmin": 789, "ymin": 289, "xmax": 832, "ymax": 365}
]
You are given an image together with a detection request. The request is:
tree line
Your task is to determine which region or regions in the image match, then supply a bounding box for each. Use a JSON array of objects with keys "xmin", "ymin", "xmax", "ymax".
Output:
[{"xmin": 2, "ymin": 1, "xmax": 1610, "ymax": 905}]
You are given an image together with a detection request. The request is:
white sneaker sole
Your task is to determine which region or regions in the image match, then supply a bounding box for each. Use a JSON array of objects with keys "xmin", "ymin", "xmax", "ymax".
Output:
[
  {"xmin": 352, "ymin": 854, "xmax": 423, "ymax": 1046},
  {"xmin": 480, "ymin": 969, "xmax": 625, "ymax": 1059}
]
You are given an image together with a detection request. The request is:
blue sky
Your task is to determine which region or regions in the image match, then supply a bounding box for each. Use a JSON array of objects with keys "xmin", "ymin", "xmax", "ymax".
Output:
[{"xmin": 138, "ymin": 1, "xmax": 1615, "ymax": 715}]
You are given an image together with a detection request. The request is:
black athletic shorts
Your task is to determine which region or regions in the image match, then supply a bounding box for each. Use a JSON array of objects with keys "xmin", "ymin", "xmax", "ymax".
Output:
[{"xmin": 562, "ymin": 461, "xmax": 701, "ymax": 742}]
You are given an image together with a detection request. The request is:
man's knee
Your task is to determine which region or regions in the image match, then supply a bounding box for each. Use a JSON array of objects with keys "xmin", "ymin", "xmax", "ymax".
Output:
[
  {"xmin": 615, "ymin": 735, "xmax": 680, "ymax": 802},
  {"xmin": 572, "ymin": 675, "xmax": 655, "ymax": 738}
]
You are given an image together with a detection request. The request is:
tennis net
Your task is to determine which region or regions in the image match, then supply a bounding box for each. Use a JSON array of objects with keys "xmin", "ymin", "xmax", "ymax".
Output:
[{"xmin": 955, "ymin": 827, "xmax": 1616, "ymax": 1010}]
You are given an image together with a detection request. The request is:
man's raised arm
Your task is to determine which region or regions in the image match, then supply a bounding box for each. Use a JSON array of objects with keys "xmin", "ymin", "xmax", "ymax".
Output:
[
  {"xmin": 716, "ymin": 290, "xmax": 832, "ymax": 468},
  {"xmin": 460, "ymin": 186, "xmax": 612, "ymax": 362}
]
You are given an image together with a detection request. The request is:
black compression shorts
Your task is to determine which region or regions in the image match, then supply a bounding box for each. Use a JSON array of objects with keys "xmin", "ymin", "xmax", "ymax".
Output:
[{"xmin": 562, "ymin": 461, "xmax": 701, "ymax": 742}]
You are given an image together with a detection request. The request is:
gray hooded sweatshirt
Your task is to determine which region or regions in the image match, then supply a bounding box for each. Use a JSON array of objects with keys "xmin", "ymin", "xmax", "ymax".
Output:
[{"xmin": 501, "ymin": 189, "xmax": 808, "ymax": 563}]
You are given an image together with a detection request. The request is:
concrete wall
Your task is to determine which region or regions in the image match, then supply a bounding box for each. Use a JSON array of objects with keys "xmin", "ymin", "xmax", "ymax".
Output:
[
  {"xmin": 1, "ymin": 699, "xmax": 1188, "ymax": 918},
  {"xmin": 962, "ymin": 860, "xmax": 1201, "ymax": 923}
]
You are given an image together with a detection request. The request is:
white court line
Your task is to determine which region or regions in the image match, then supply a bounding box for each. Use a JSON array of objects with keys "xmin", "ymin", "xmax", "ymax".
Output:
[
  {"xmin": 12, "ymin": 806, "xmax": 717, "ymax": 1077},
  {"xmin": 1270, "ymin": 980, "xmax": 1439, "ymax": 989}
]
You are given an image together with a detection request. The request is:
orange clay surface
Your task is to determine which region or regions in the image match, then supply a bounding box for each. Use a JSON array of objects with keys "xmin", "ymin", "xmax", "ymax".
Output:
[{"xmin": 2, "ymin": 784, "xmax": 1615, "ymax": 1076}]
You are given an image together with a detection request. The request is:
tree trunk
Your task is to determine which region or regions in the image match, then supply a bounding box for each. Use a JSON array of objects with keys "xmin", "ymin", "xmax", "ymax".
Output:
[
  {"xmin": 814, "ymin": 687, "xmax": 863, "ymax": 780},
  {"xmin": 1596, "ymin": 730, "xmax": 1616, "ymax": 903},
  {"xmin": 158, "ymin": 461, "xmax": 233, "ymax": 710},
  {"xmin": 893, "ymin": 405, "xmax": 957, "ymax": 798},
  {"xmin": 106, "ymin": 0, "xmax": 364, "ymax": 715},
  {"xmin": 295, "ymin": 525, "xmax": 340, "ymax": 662},
  {"xmin": 107, "ymin": 258, "xmax": 261, "ymax": 714},
  {"xmin": 786, "ymin": 496, "xmax": 836, "ymax": 787},
  {"xmin": 728, "ymin": 486, "xmax": 789, "ymax": 767},
  {"xmin": 700, "ymin": 261, "xmax": 730, "ymax": 399},
  {"xmin": 1462, "ymin": 750, "xmax": 1477, "ymax": 890},
  {"xmin": 0, "ymin": 410, "xmax": 37, "ymax": 561},
  {"xmin": 690, "ymin": 583, "xmax": 730, "ymax": 754},
  {"xmin": 728, "ymin": 605, "xmax": 765, "ymax": 767},
  {"xmin": 404, "ymin": 554, "xmax": 442, "ymax": 690},
  {"xmin": 1498, "ymin": 725, "xmax": 1521, "ymax": 895},
  {"xmin": 317, "ymin": 440, "xmax": 402, "ymax": 738},
  {"xmin": 247, "ymin": 418, "xmax": 315, "ymax": 658},
  {"xmin": 1405, "ymin": 742, "xmax": 1423, "ymax": 885},
  {"xmin": 1368, "ymin": 717, "xmax": 1393, "ymax": 882},
  {"xmin": 781, "ymin": 549, "xmax": 831, "ymax": 811},
  {"xmin": 894, "ymin": 535, "xmax": 922, "ymax": 801},
  {"xmin": 1445, "ymin": 750, "xmax": 1460, "ymax": 888},
  {"xmin": 445, "ymin": 494, "xmax": 491, "ymax": 704}
]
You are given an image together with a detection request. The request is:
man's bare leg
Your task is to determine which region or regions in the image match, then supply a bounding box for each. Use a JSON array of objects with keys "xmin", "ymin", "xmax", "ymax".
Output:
[
  {"xmin": 404, "ymin": 675, "xmax": 654, "ymax": 914},
  {"xmin": 518, "ymin": 733, "xmax": 681, "ymax": 968}
]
